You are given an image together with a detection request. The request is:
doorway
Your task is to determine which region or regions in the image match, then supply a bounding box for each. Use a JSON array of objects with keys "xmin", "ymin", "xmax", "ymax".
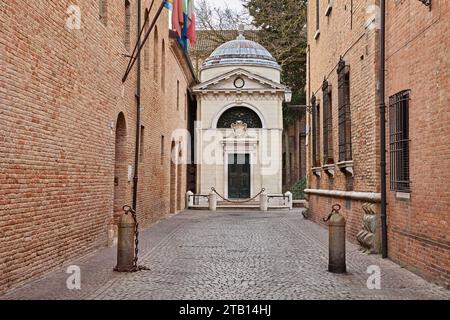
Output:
[{"xmin": 228, "ymin": 154, "xmax": 251, "ymax": 199}]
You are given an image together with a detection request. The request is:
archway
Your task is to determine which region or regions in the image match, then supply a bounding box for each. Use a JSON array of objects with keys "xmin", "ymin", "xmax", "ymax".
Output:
[{"xmin": 169, "ymin": 141, "xmax": 177, "ymax": 213}]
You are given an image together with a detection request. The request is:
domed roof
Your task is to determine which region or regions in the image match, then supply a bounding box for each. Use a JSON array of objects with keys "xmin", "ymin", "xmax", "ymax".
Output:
[{"xmin": 202, "ymin": 33, "xmax": 280, "ymax": 70}]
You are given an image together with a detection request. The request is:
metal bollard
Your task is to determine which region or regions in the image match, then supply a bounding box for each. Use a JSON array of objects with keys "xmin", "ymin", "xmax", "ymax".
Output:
[
  {"xmin": 324, "ymin": 204, "xmax": 347, "ymax": 274},
  {"xmin": 115, "ymin": 206, "xmax": 136, "ymax": 272}
]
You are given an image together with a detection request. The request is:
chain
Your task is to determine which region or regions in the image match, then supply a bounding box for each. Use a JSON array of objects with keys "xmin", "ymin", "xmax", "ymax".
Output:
[
  {"xmin": 211, "ymin": 187, "xmax": 266, "ymax": 204},
  {"xmin": 323, "ymin": 204, "xmax": 342, "ymax": 222},
  {"xmin": 123, "ymin": 206, "xmax": 150, "ymax": 272}
]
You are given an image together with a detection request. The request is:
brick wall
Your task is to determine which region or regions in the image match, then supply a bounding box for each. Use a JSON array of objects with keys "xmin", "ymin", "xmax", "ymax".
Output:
[
  {"xmin": 306, "ymin": 0, "xmax": 380, "ymax": 240},
  {"xmin": 385, "ymin": 0, "xmax": 450, "ymax": 287},
  {"xmin": 0, "ymin": 0, "xmax": 195, "ymax": 294}
]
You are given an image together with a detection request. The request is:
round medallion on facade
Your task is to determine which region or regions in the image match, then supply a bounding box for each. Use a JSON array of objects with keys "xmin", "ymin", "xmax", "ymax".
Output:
[{"xmin": 234, "ymin": 77, "xmax": 245, "ymax": 89}]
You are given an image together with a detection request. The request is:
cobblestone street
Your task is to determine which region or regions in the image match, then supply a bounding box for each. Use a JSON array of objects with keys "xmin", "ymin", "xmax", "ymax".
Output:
[{"xmin": 2, "ymin": 210, "xmax": 448, "ymax": 300}]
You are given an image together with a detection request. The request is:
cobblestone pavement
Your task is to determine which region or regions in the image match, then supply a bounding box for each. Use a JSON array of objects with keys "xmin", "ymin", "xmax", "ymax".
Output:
[{"xmin": 2, "ymin": 210, "xmax": 449, "ymax": 300}]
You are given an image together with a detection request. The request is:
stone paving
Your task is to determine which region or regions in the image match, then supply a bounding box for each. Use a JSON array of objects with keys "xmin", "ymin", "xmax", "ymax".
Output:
[{"xmin": 2, "ymin": 210, "xmax": 449, "ymax": 300}]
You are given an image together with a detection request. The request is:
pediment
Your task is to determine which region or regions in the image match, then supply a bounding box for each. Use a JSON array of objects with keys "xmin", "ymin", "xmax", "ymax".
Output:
[{"xmin": 192, "ymin": 68, "xmax": 286, "ymax": 93}]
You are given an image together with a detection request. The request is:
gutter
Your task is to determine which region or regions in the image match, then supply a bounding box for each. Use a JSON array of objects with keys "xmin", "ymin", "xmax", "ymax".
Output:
[
  {"xmin": 379, "ymin": 0, "xmax": 388, "ymax": 259},
  {"xmin": 132, "ymin": 0, "xmax": 142, "ymax": 210}
]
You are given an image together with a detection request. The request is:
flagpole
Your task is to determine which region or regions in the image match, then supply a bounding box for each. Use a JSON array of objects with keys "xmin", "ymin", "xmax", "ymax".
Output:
[{"xmin": 122, "ymin": 0, "xmax": 168, "ymax": 83}]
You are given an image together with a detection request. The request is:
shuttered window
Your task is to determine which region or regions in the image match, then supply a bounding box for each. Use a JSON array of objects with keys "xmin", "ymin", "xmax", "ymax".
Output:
[
  {"xmin": 337, "ymin": 58, "xmax": 352, "ymax": 162},
  {"xmin": 322, "ymin": 79, "xmax": 333, "ymax": 164}
]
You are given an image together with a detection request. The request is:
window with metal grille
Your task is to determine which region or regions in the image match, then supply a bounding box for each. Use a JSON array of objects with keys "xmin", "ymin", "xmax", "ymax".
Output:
[
  {"xmin": 389, "ymin": 90, "xmax": 411, "ymax": 192},
  {"xmin": 217, "ymin": 107, "xmax": 263, "ymax": 129},
  {"xmin": 99, "ymin": 0, "xmax": 108, "ymax": 25},
  {"xmin": 316, "ymin": 0, "xmax": 320, "ymax": 31},
  {"xmin": 337, "ymin": 58, "xmax": 352, "ymax": 162},
  {"xmin": 124, "ymin": 0, "xmax": 131, "ymax": 51},
  {"xmin": 322, "ymin": 79, "xmax": 333, "ymax": 164},
  {"xmin": 311, "ymin": 95, "xmax": 320, "ymax": 167}
]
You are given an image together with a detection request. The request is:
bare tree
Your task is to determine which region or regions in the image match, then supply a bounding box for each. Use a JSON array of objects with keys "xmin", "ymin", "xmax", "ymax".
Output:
[{"xmin": 195, "ymin": 0, "xmax": 251, "ymax": 44}]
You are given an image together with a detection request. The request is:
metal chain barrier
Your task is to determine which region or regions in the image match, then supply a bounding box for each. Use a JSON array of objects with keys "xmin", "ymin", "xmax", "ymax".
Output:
[
  {"xmin": 123, "ymin": 206, "xmax": 150, "ymax": 272},
  {"xmin": 323, "ymin": 204, "xmax": 342, "ymax": 222},
  {"xmin": 211, "ymin": 187, "xmax": 266, "ymax": 204}
]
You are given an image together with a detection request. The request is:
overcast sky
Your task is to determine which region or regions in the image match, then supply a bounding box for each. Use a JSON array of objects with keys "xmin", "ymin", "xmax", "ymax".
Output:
[{"xmin": 207, "ymin": 0, "xmax": 245, "ymax": 11}]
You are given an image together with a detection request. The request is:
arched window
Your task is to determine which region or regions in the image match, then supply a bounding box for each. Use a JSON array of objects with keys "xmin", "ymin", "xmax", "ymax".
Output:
[
  {"xmin": 153, "ymin": 26, "xmax": 159, "ymax": 82},
  {"xmin": 217, "ymin": 107, "xmax": 263, "ymax": 129},
  {"xmin": 144, "ymin": 9, "xmax": 150, "ymax": 70},
  {"xmin": 124, "ymin": 0, "xmax": 131, "ymax": 51},
  {"xmin": 161, "ymin": 39, "xmax": 166, "ymax": 91}
]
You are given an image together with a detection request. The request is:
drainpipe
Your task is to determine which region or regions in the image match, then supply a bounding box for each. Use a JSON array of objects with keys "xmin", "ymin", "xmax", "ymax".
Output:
[
  {"xmin": 379, "ymin": 0, "xmax": 388, "ymax": 259},
  {"xmin": 132, "ymin": 0, "xmax": 142, "ymax": 210}
]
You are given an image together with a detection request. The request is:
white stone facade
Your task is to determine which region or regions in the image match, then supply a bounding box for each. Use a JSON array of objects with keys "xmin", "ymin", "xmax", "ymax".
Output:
[{"xmin": 192, "ymin": 38, "xmax": 287, "ymax": 199}]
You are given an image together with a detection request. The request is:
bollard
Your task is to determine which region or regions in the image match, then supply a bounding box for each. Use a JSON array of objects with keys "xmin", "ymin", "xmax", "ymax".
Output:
[
  {"xmin": 186, "ymin": 190, "xmax": 194, "ymax": 209},
  {"xmin": 115, "ymin": 207, "xmax": 136, "ymax": 272},
  {"xmin": 260, "ymin": 192, "xmax": 268, "ymax": 212},
  {"xmin": 325, "ymin": 204, "xmax": 347, "ymax": 274},
  {"xmin": 209, "ymin": 192, "xmax": 217, "ymax": 211},
  {"xmin": 285, "ymin": 191, "xmax": 293, "ymax": 210}
]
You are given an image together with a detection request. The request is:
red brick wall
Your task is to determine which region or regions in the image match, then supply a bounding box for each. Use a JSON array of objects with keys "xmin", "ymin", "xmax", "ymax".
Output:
[
  {"xmin": 0, "ymin": 0, "xmax": 194, "ymax": 293},
  {"xmin": 306, "ymin": 0, "xmax": 381, "ymax": 243},
  {"xmin": 385, "ymin": 0, "xmax": 450, "ymax": 288}
]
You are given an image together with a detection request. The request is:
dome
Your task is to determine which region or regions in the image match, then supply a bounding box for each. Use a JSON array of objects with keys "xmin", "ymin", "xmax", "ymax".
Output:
[{"xmin": 202, "ymin": 34, "xmax": 280, "ymax": 70}]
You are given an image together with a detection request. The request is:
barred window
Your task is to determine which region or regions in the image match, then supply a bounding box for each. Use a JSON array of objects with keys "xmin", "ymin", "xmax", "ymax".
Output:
[
  {"xmin": 124, "ymin": 0, "xmax": 131, "ymax": 51},
  {"xmin": 144, "ymin": 9, "xmax": 150, "ymax": 70},
  {"xmin": 311, "ymin": 95, "xmax": 320, "ymax": 167},
  {"xmin": 322, "ymin": 79, "xmax": 333, "ymax": 164},
  {"xmin": 337, "ymin": 58, "xmax": 352, "ymax": 162},
  {"xmin": 99, "ymin": 0, "xmax": 108, "ymax": 25},
  {"xmin": 389, "ymin": 90, "xmax": 411, "ymax": 192}
]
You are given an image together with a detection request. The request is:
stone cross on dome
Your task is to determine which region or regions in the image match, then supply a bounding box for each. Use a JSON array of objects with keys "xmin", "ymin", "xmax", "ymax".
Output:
[{"xmin": 237, "ymin": 24, "xmax": 246, "ymax": 40}]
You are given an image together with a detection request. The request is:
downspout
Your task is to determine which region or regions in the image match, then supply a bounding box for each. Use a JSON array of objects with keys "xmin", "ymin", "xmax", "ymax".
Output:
[
  {"xmin": 379, "ymin": 0, "xmax": 388, "ymax": 259},
  {"xmin": 132, "ymin": 0, "xmax": 142, "ymax": 210}
]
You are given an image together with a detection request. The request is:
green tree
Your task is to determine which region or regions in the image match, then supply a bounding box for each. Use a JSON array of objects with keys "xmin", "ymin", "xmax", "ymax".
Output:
[{"xmin": 244, "ymin": 0, "xmax": 308, "ymax": 124}]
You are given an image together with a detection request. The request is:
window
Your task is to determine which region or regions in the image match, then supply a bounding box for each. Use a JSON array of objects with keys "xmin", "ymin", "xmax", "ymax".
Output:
[
  {"xmin": 161, "ymin": 135, "xmax": 165, "ymax": 165},
  {"xmin": 153, "ymin": 27, "xmax": 159, "ymax": 82},
  {"xmin": 124, "ymin": 0, "xmax": 131, "ymax": 51},
  {"xmin": 322, "ymin": 79, "xmax": 333, "ymax": 164},
  {"xmin": 161, "ymin": 40, "xmax": 166, "ymax": 91},
  {"xmin": 314, "ymin": 0, "xmax": 320, "ymax": 39},
  {"xmin": 99, "ymin": 0, "xmax": 108, "ymax": 25},
  {"xmin": 311, "ymin": 95, "xmax": 321, "ymax": 167},
  {"xmin": 217, "ymin": 107, "xmax": 263, "ymax": 129},
  {"xmin": 140, "ymin": 126, "xmax": 145, "ymax": 163},
  {"xmin": 389, "ymin": 90, "xmax": 410, "ymax": 192},
  {"xmin": 144, "ymin": 9, "xmax": 150, "ymax": 70},
  {"xmin": 177, "ymin": 81, "xmax": 181, "ymax": 111},
  {"xmin": 316, "ymin": 0, "xmax": 320, "ymax": 30},
  {"xmin": 184, "ymin": 93, "xmax": 188, "ymax": 120},
  {"xmin": 337, "ymin": 58, "xmax": 352, "ymax": 162}
]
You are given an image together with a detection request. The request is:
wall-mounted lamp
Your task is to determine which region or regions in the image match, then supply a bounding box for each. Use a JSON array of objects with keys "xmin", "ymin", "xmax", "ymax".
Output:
[{"xmin": 284, "ymin": 88, "xmax": 293, "ymax": 103}]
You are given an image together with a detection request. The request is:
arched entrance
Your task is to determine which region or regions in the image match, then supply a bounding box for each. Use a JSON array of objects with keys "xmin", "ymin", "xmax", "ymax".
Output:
[
  {"xmin": 169, "ymin": 141, "xmax": 177, "ymax": 213},
  {"xmin": 113, "ymin": 113, "xmax": 127, "ymax": 221}
]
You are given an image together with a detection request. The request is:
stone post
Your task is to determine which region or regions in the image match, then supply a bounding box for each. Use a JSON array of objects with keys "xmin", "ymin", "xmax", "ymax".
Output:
[
  {"xmin": 186, "ymin": 190, "xmax": 194, "ymax": 209},
  {"xmin": 260, "ymin": 192, "xmax": 268, "ymax": 212},
  {"xmin": 209, "ymin": 192, "xmax": 217, "ymax": 211},
  {"xmin": 285, "ymin": 191, "xmax": 293, "ymax": 210}
]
